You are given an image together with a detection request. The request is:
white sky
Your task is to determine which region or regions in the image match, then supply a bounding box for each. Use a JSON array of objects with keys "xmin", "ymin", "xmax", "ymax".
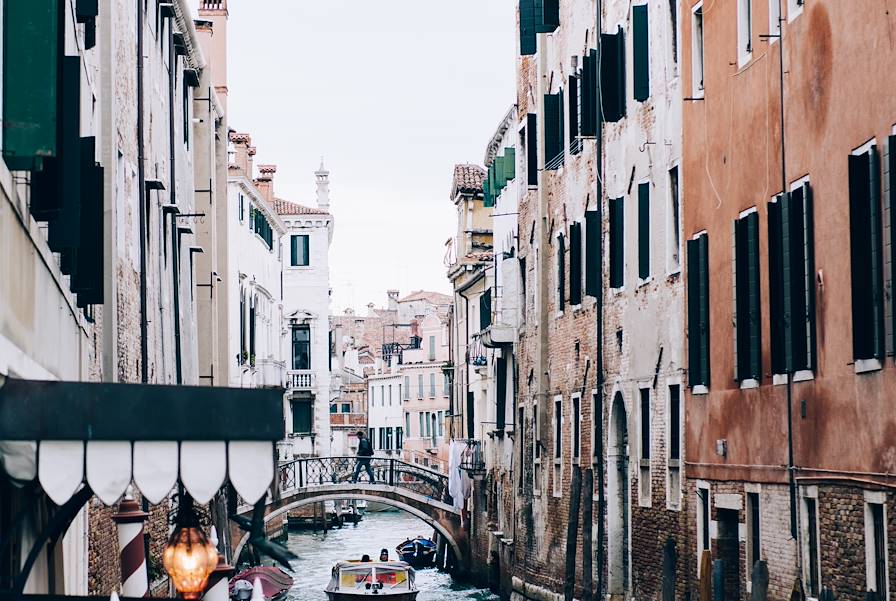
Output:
[{"xmin": 191, "ymin": 1, "xmax": 516, "ymax": 312}]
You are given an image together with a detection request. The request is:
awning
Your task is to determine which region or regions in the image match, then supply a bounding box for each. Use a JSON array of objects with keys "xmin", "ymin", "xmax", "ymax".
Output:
[{"xmin": 0, "ymin": 378, "xmax": 285, "ymax": 506}]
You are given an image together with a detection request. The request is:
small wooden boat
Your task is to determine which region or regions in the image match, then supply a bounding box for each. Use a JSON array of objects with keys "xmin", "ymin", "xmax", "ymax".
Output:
[
  {"xmin": 230, "ymin": 566, "xmax": 293, "ymax": 600},
  {"xmin": 325, "ymin": 561, "xmax": 418, "ymax": 600},
  {"xmin": 395, "ymin": 537, "xmax": 436, "ymax": 568}
]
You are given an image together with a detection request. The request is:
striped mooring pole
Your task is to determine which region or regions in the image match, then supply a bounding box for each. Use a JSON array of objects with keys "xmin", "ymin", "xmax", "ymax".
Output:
[{"xmin": 112, "ymin": 494, "xmax": 149, "ymax": 597}]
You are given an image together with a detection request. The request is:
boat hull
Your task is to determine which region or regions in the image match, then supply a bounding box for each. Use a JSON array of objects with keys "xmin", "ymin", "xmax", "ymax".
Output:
[{"xmin": 325, "ymin": 591, "xmax": 418, "ymax": 601}]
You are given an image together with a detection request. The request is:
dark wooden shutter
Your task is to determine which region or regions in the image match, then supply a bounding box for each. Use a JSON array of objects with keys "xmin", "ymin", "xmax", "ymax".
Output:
[
  {"xmin": 480, "ymin": 288, "xmax": 492, "ymax": 331},
  {"xmin": 544, "ymin": 92, "xmax": 564, "ymax": 170},
  {"xmin": 536, "ymin": 0, "xmax": 559, "ymax": 32},
  {"xmin": 557, "ymin": 233, "xmax": 566, "ymax": 311},
  {"xmin": 570, "ymin": 222, "xmax": 582, "ymax": 305},
  {"xmin": 698, "ymin": 235, "xmax": 711, "ymax": 386},
  {"xmin": 600, "ymin": 28, "xmax": 626, "ymax": 122},
  {"xmin": 527, "ymin": 114, "xmax": 538, "ymax": 186},
  {"xmin": 633, "ymin": 4, "xmax": 650, "ymax": 102},
  {"xmin": 890, "ymin": 137, "xmax": 896, "ymax": 356},
  {"xmin": 568, "ymin": 75, "xmax": 581, "ymax": 154},
  {"xmin": 735, "ymin": 217, "xmax": 748, "ymax": 380},
  {"xmin": 504, "ymin": 148, "xmax": 516, "ymax": 180},
  {"xmin": 868, "ymin": 147, "xmax": 884, "ymax": 360},
  {"xmin": 302, "ymin": 235, "xmax": 310, "ymax": 266},
  {"xmin": 496, "ymin": 357, "xmax": 507, "ymax": 430},
  {"xmin": 745, "ymin": 212, "xmax": 761, "ymax": 380},
  {"xmin": 48, "ymin": 56, "xmax": 83, "ymax": 255},
  {"xmin": 767, "ymin": 198, "xmax": 785, "ymax": 375},
  {"xmin": 687, "ymin": 234, "xmax": 710, "ymax": 387},
  {"xmin": 76, "ymin": 0, "xmax": 98, "ymax": 21},
  {"xmin": 849, "ymin": 150, "xmax": 884, "ymax": 360},
  {"xmin": 291, "ymin": 236, "xmax": 298, "ymax": 265},
  {"xmin": 585, "ymin": 210, "xmax": 600, "ymax": 296},
  {"xmin": 581, "ymin": 49, "xmax": 598, "ymax": 136},
  {"xmin": 802, "ymin": 182, "xmax": 817, "ymax": 371},
  {"xmin": 519, "ymin": 0, "xmax": 537, "ymax": 56},
  {"xmin": 610, "ymin": 197, "xmax": 624, "ymax": 288},
  {"xmin": 638, "ymin": 182, "xmax": 650, "ymax": 279}
]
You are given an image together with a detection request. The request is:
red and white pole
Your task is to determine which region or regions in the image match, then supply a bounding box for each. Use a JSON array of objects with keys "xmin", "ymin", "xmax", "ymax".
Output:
[
  {"xmin": 202, "ymin": 527, "xmax": 235, "ymax": 601},
  {"xmin": 112, "ymin": 494, "xmax": 149, "ymax": 597}
]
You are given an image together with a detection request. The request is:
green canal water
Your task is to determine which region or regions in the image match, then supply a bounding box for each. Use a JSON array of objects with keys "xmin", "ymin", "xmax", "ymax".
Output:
[{"xmin": 283, "ymin": 509, "xmax": 498, "ymax": 600}]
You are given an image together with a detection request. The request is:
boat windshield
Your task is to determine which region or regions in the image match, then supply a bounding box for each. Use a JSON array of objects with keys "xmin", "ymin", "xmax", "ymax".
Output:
[
  {"xmin": 338, "ymin": 566, "xmax": 373, "ymax": 590},
  {"xmin": 334, "ymin": 564, "xmax": 412, "ymax": 592},
  {"xmin": 374, "ymin": 567, "xmax": 410, "ymax": 590}
]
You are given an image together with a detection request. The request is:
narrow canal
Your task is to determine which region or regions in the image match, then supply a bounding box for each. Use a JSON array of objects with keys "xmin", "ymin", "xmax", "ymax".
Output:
[{"xmin": 283, "ymin": 509, "xmax": 497, "ymax": 600}]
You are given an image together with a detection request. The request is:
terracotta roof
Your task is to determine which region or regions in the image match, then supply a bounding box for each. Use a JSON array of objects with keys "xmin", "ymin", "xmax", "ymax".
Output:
[
  {"xmin": 273, "ymin": 198, "xmax": 330, "ymax": 216},
  {"xmin": 452, "ymin": 164, "xmax": 486, "ymax": 195},
  {"xmin": 399, "ymin": 290, "xmax": 452, "ymax": 305}
]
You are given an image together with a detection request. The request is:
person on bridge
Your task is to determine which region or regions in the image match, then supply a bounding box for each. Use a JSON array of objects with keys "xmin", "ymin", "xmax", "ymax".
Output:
[{"xmin": 352, "ymin": 430, "xmax": 375, "ymax": 483}]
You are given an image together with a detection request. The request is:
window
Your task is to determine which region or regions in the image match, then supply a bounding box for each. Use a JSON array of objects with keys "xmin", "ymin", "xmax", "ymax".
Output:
[
  {"xmin": 553, "ymin": 397, "xmax": 562, "ymax": 497},
  {"xmin": 866, "ymin": 501, "xmax": 889, "ymax": 599},
  {"xmin": 697, "ymin": 486, "xmax": 710, "ymax": 571},
  {"xmin": 444, "ymin": 373, "xmax": 450, "ymax": 396},
  {"xmin": 428, "ymin": 335, "xmax": 436, "ymax": 361},
  {"xmin": 544, "ymin": 91, "xmax": 565, "ymax": 170},
  {"xmin": 496, "ymin": 357, "xmax": 507, "ymax": 431},
  {"xmin": 342, "ymin": 403, "xmax": 350, "ymax": 413},
  {"xmin": 667, "ymin": 384, "xmax": 682, "ymax": 508},
  {"xmin": 557, "ymin": 233, "xmax": 566, "ymax": 311},
  {"xmin": 768, "ymin": 0, "xmax": 780, "ymax": 43},
  {"xmin": 568, "ymin": 74, "xmax": 581, "ymax": 155},
  {"xmin": 403, "ymin": 376, "xmax": 410, "ymax": 399},
  {"xmin": 396, "ymin": 427, "xmax": 403, "ymax": 450},
  {"xmin": 370, "ymin": 386, "xmax": 376, "ymax": 407},
  {"xmin": 291, "ymin": 400, "xmax": 312, "ymax": 434},
  {"xmin": 480, "ymin": 288, "xmax": 492, "ymax": 331},
  {"xmin": 239, "ymin": 193, "xmax": 245, "ymax": 222},
  {"xmin": 291, "ymin": 325, "xmax": 310, "ymax": 370},
  {"xmin": 519, "ymin": 0, "xmax": 536, "ymax": 55},
  {"xmin": 581, "ymin": 49, "xmax": 598, "ymax": 136},
  {"xmin": 670, "ymin": 0, "xmax": 679, "ymax": 64},
  {"xmin": 430, "ymin": 413, "xmax": 437, "ymax": 445},
  {"xmin": 669, "ymin": 167, "xmax": 681, "ymax": 271},
  {"xmin": 586, "ymin": 210, "xmax": 600, "ymax": 296},
  {"xmin": 429, "ymin": 373, "xmax": 436, "ymax": 398},
  {"xmin": 639, "ymin": 388, "xmax": 651, "ymax": 503},
  {"xmin": 369, "ymin": 428, "xmax": 375, "ymax": 448},
  {"xmin": 687, "ymin": 234, "xmax": 710, "ymax": 389},
  {"xmin": 417, "ymin": 374, "xmax": 424, "ymax": 399},
  {"xmin": 570, "ymin": 222, "xmax": 583, "ymax": 305},
  {"xmin": 533, "ymin": 399, "xmax": 541, "ymax": 493},
  {"xmin": 379, "ymin": 428, "xmax": 386, "ymax": 450},
  {"xmin": 692, "ymin": 5, "xmax": 705, "ymax": 94},
  {"xmin": 249, "ymin": 303, "xmax": 256, "ymax": 362},
  {"xmin": 387, "ymin": 385, "xmax": 391, "ymax": 405},
  {"xmin": 405, "ymin": 412, "xmax": 410, "ymax": 436},
  {"xmin": 638, "ymin": 182, "xmax": 650, "ymax": 280},
  {"xmin": 633, "ymin": 4, "xmax": 650, "ymax": 102},
  {"xmin": 425, "ymin": 412, "xmax": 432, "ymax": 438},
  {"xmin": 330, "ymin": 404, "xmax": 337, "ymax": 414},
  {"xmin": 526, "ymin": 114, "xmax": 538, "ymax": 186},
  {"xmin": 849, "ymin": 145, "xmax": 885, "ymax": 365},
  {"xmin": 737, "ymin": 0, "xmax": 753, "ymax": 65},
  {"xmin": 291, "ymin": 235, "xmax": 310, "ymax": 267},
  {"xmin": 386, "ymin": 427, "xmax": 394, "ymax": 451},
  {"xmin": 572, "ymin": 395, "xmax": 581, "ymax": 461},
  {"xmin": 538, "ymin": 0, "xmax": 559, "ymax": 32},
  {"xmin": 802, "ymin": 495, "xmax": 821, "ymax": 598},
  {"xmin": 746, "ymin": 492, "xmax": 761, "ymax": 580},
  {"xmin": 437, "ymin": 411, "xmax": 444, "ymax": 437},
  {"xmin": 610, "ymin": 197, "xmax": 625, "ymax": 288},
  {"xmin": 518, "ymin": 406, "xmax": 526, "ymax": 492},
  {"xmin": 600, "ymin": 27, "xmax": 626, "ymax": 122},
  {"xmin": 182, "ymin": 78, "xmax": 190, "ymax": 148},
  {"xmin": 734, "ymin": 211, "xmax": 761, "ymax": 383},
  {"xmin": 769, "ymin": 184, "xmax": 817, "ymax": 375}
]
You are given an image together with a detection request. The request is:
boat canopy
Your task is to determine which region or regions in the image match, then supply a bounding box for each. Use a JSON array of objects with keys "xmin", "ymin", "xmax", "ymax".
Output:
[{"xmin": 329, "ymin": 562, "xmax": 415, "ymax": 593}]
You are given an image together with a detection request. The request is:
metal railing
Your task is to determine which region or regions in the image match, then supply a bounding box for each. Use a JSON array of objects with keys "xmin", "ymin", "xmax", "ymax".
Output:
[
  {"xmin": 276, "ymin": 456, "xmax": 448, "ymax": 502},
  {"xmin": 286, "ymin": 369, "xmax": 315, "ymax": 390}
]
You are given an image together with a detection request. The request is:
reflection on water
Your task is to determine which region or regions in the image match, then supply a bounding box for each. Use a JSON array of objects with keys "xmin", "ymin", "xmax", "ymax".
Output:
[{"xmin": 284, "ymin": 509, "xmax": 497, "ymax": 600}]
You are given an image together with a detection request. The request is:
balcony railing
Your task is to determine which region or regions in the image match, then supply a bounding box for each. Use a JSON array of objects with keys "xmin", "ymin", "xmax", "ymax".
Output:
[
  {"xmin": 287, "ymin": 369, "xmax": 315, "ymax": 391},
  {"xmin": 458, "ymin": 439, "xmax": 485, "ymax": 476}
]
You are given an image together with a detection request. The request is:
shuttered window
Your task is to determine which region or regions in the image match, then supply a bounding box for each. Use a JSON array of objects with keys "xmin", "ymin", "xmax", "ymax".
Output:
[
  {"xmin": 519, "ymin": 0, "xmax": 537, "ymax": 56},
  {"xmin": 291, "ymin": 400, "xmax": 312, "ymax": 434},
  {"xmin": 504, "ymin": 148, "xmax": 516, "ymax": 181},
  {"xmin": 557, "ymin": 233, "xmax": 566, "ymax": 311},
  {"xmin": 47, "ymin": 57, "xmax": 83, "ymax": 256},
  {"xmin": 568, "ymin": 75, "xmax": 582, "ymax": 155},
  {"xmin": 633, "ymin": 4, "xmax": 650, "ymax": 102},
  {"xmin": 734, "ymin": 212, "xmax": 761, "ymax": 382},
  {"xmin": 496, "ymin": 357, "xmax": 507, "ymax": 431},
  {"xmin": 849, "ymin": 147, "xmax": 885, "ymax": 362},
  {"xmin": 536, "ymin": 0, "xmax": 559, "ymax": 32},
  {"xmin": 581, "ymin": 50, "xmax": 598, "ymax": 137},
  {"xmin": 291, "ymin": 235, "xmax": 309, "ymax": 266},
  {"xmin": 585, "ymin": 210, "xmax": 600, "ymax": 297},
  {"xmin": 891, "ymin": 136, "xmax": 896, "ymax": 354},
  {"xmin": 527, "ymin": 114, "xmax": 539, "ymax": 186},
  {"xmin": 687, "ymin": 234, "xmax": 710, "ymax": 388},
  {"xmin": 610, "ymin": 198, "xmax": 625, "ymax": 288},
  {"xmin": 480, "ymin": 288, "xmax": 492, "ymax": 331},
  {"xmin": 570, "ymin": 222, "xmax": 583, "ymax": 305},
  {"xmin": 72, "ymin": 137, "xmax": 104, "ymax": 307},
  {"xmin": 544, "ymin": 91, "xmax": 565, "ymax": 170},
  {"xmin": 638, "ymin": 182, "xmax": 650, "ymax": 280},
  {"xmin": 600, "ymin": 27, "xmax": 626, "ymax": 123}
]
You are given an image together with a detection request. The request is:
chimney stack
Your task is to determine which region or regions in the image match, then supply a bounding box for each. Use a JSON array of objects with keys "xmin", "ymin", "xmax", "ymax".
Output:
[
  {"xmin": 254, "ymin": 165, "xmax": 277, "ymax": 203},
  {"xmin": 229, "ymin": 132, "xmax": 252, "ymax": 174},
  {"xmin": 387, "ymin": 290, "xmax": 399, "ymax": 312}
]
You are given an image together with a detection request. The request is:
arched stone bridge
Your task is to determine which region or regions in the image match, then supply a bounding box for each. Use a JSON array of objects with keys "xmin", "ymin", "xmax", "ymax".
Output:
[{"xmin": 231, "ymin": 456, "xmax": 467, "ymax": 572}]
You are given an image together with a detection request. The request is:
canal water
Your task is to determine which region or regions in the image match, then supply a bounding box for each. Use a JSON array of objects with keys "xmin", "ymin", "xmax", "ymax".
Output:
[{"xmin": 284, "ymin": 509, "xmax": 497, "ymax": 600}]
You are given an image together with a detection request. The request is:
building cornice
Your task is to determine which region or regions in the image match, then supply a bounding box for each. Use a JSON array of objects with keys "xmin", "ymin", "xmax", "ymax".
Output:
[{"xmin": 230, "ymin": 176, "xmax": 287, "ymax": 235}]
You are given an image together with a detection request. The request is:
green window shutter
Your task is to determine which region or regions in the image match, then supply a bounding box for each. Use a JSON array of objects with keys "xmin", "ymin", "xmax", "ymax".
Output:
[
  {"xmin": 495, "ymin": 156, "xmax": 506, "ymax": 191},
  {"xmin": 480, "ymin": 288, "xmax": 492, "ymax": 331},
  {"xmin": 890, "ymin": 137, "xmax": 896, "ymax": 356},
  {"xmin": 519, "ymin": 0, "xmax": 537, "ymax": 56},
  {"xmin": 802, "ymin": 182, "xmax": 817, "ymax": 371},
  {"xmin": 581, "ymin": 49, "xmax": 598, "ymax": 136},
  {"xmin": 48, "ymin": 56, "xmax": 83, "ymax": 255},
  {"xmin": 687, "ymin": 238, "xmax": 702, "ymax": 387},
  {"xmin": 483, "ymin": 179, "xmax": 492, "ymax": 208},
  {"xmin": 638, "ymin": 182, "xmax": 650, "ymax": 279},
  {"xmin": 3, "ymin": 0, "xmax": 61, "ymax": 170},
  {"xmin": 745, "ymin": 212, "xmax": 761, "ymax": 380},
  {"xmin": 76, "ymin": 0, "xmax": 98, "ymax": 21},
  {"xmin": 544, "ymin": 91, "xmax": 565, "ymax": 170},
  {"xmin": 633, "ymin": 4, "xmax": 650, "ymax": 102},
  {"xmin": 291, "ymin": 235, "xmax": 299, "ymax": 266},
  {"xmin": 527, "ymin": 114, "xmax": 538, "ymax": 186},
  {"xmin": 302, "ymin": 235, "xmax": 310, "ymax": 266},
  {"xmin": 535, "ymin": 0, "xmax": 559, "ymax": 32},
  {"xmin": 868, "ymin": 147, "xmax": 884, "ymax": 359},
  {"xmin": 734, "ymin": 217, "xmax": 748, "ymax": 380},
  {"xmin": 74, "ymin": 137, "xmax": 104, "ymax": 307},
  {"xmin": 610, "ymin": 197, "xmax": 624, "ymax": 288},
  {"xmin": 504, "ymin": 148, "xmax": 516, "ymax": 180},
  {"xmin": 570, "ymin": 222, "xmax": 582, "ymax": 305},
  {"xmin": 496, "ymin": 357, "xmax": 507, "ymax": 431},
  {"xmin": 557, "ymin": 233, "xmax": 566, "ymax": 311},
  {"xmin": 697, "ymin": 235, "xmax": 711, "ymax": 386},
  {"xmin": 600, "ymin": 28, "xmax": 626, "ymax": 123},
  {"xmin": 767, "ymin": 198, "xmax": 785, "ymax": 375},
  {"xmin": 568, "ymin": 75, "xmax": 580, "ymax": 154},
  {"xmin": 585, "ymin": 210, "xmax": 600, "ymax": 296}
]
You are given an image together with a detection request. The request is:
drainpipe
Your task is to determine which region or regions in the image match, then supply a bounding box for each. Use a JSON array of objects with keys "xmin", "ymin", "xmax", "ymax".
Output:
[
  {"xmin": 137, "ymin": 0, "xmax": 148, "ymax": 384},
  {"xmin": 169, "ymin": 23, "xmax": 183, "ymax": 384},
  {"xmin": 594, "ymin": 1, "xmax": 606, "ymax": 598}
]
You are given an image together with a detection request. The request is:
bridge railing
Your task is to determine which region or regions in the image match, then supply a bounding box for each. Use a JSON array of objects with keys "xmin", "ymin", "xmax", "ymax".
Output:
[{"xmin": 275, "ymin": 456, "xmax": 449, "ymax": 503}]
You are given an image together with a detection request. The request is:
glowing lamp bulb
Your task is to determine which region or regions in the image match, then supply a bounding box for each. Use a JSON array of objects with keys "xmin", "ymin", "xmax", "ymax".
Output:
[{"xmin": 163, "ymin": 497, "xmax": 219, "ymax": 599}]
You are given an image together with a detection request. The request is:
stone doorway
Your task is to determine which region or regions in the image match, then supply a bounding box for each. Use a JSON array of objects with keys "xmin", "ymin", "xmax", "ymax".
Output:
[
  {"xmin": 607, "ymin": 392, "xmax": 630, "ymax": 598},
  {"xmin": 716, "ymin": 508, "xmax": 741, "ymax": 600}
]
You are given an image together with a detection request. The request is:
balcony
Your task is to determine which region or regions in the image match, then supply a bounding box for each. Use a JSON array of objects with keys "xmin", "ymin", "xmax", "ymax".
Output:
[
  {"xmin": 479, "ymin": 323, "xmax": 515, "ymax": 348},
  {"xmin": 458, "ymin": 439, "xmax": 486, "ymax": 477},
  {"xmin": 287, "ymin": 369, "xmax": 316, "ymax": 391}
]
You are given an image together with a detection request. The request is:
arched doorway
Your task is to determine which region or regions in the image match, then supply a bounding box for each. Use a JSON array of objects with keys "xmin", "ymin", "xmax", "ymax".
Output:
[{"xmin": 607, "ymin": 392, "xmax": 630, "ymax": 597}]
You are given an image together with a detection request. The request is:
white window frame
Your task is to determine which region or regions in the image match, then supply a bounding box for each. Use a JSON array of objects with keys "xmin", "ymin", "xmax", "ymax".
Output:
[
  {"xmin": 768, "ymin": 0, "xmax": 781, "ymax": 44},
  {"xmin": 533, "ymin": 397, "xmax": 541, "ymax": 496},
  {"xmin": 667, "ymin": 164, "xmax": 682, "ymax": 276},
  {"xmin": 571, "ymin": 393, "xmax": 582, "ymax": 464},
  {"xmin": 787, "ymin": 0, "xmax": 804, "ymax": 23},
  {"xmin": 865, "ymin": 491, "xmax": 890, "ymax": 599},
  {"xmin": 637, "ymin": 384, "xmax": 652, "ymax": 507},
  {"xmin": 737, "ymin": 0, "xmax": 753, "ymax": 68},
  {"xmin": 691, "ymin": 2, "xmax": 705, "ymax": 97},
  {"xmin": 552, "ymin": 395, "xmax": 563, "ymax": 498}
]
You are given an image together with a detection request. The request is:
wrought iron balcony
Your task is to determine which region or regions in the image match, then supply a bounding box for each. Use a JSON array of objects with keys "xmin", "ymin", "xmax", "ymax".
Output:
[
  {"xmin": 287, "ymin": 369, "xmax": 315, "ymax": 391},
  {"xmin": 458, "ymin": 439, "xmax": 486, "ymax": 477}
]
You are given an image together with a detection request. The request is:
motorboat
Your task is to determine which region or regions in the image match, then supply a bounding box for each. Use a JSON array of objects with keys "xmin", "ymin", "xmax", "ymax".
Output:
[
  {"xmin": 395, "ymin": 537, "xmax": 436, "ymax": 568},
  {"xmin": 324, "ymin": 561, "xmax": 418, "ymax": 600},
  {"xmin": 230, "ymin": 566, "xmax": 293, "ymax": 600}
]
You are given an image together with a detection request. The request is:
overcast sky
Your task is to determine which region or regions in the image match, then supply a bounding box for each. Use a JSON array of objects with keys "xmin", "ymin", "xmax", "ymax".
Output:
[{"xmin": 191, "ymin": 1, "xmax": 516, "ymax": 312}]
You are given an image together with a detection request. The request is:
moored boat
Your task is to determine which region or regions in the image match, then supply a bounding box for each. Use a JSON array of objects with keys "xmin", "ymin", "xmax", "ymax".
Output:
[
  {"xmin": 230, "ymin": 566, "xmax": 293, "ymax": 600},
  {"xmin": 324, "ymin": 561, "xmax": 418, "ymax": 600},
  {"xmin": 395, "ymin": 537, "xmax": 436, "ymax": 568}
]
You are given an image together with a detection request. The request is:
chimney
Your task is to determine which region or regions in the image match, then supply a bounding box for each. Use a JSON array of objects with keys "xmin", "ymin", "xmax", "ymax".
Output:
[
  {"xmin": 196, "ymin": 1, "xmax": 229, "ymax": 113},
  {"xmin": 367, "ymin": 302, "xmax": 376, "ymax": 318},
  {"xmin": 387, "ymin": 290, "xmax": 399, "ymax": 312},
  {"xmin": 229, "ymin": 132, "xmax": 252, "ymax": 174},
  {"xmin": 315, "ymin": 159, "xmax": 330, "ymax": 211},
  {"xmin": 255, "ymin": 164, "xmax": 277, "ymax": 203}
]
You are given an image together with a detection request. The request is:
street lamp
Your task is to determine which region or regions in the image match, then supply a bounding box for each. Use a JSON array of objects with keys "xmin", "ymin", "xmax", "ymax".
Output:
[{"xmin": 163, "ymin": 493, "xmax": 219, "ymax": 599}]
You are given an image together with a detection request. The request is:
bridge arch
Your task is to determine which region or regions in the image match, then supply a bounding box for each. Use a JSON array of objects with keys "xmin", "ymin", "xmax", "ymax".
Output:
[{"xmin": 233, "ymin": 490, "xmax": 464, "ymax": 568}]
